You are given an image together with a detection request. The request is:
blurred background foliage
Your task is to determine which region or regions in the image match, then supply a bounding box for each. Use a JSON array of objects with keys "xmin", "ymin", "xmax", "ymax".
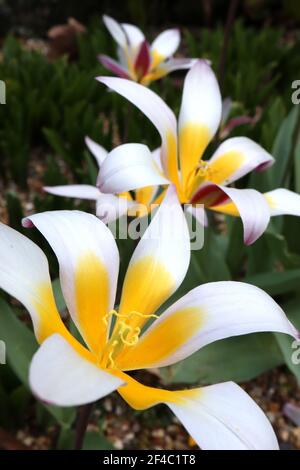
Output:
[
  {"xmin": 1, "ymin": 0, "xmax": 300, "ymax": 36},
  {"xmin": 0, "ymin": 0, "xmax": 300, "ymax": 449}
]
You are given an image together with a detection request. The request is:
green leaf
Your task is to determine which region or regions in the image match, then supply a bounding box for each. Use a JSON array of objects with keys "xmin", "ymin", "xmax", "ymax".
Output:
[
  {"xmin": 282, "ymin": 218, "xmax": 300, "ymax": 258},
  {"xmin": 52, "ymin": 278, "xmax": 66, "ymax": 313},
  {"xmin": 267, "ymin": 106, "xmax": 299, "ymax": 188},
  {"xmin": 43, "ymin": 128, "xmax": 69, "ymax": 161},
  {"xmin": 264, "ymin": 229, "xmax": 300, "ymax": 268},
  {"xmin": 294, "ymin": 132, "xmax": 300, "ymax": 193},
  {"xmin": 226, "ymin": 218, "xmax": 245, "ymax": 277},
  {"xmin": 0, "ymin": 383, "xmax": 10, "ymax": 426},
  {"xmin": 43, "ymin": 155, "xmax": 68, "ymax": 186},
  {"xmin": 260, "ymin": 97, "xmax": 286, "ymax": 152},
  {"xmin": 0, "ymin": 297, "xmax": 74, "ymax": 427},
  {"xmin": 56, "ymin": 427, "xmax": 75, "ymax": 450},
  {"xmin": 244, "ymin": 269, "xmax": 300, "ymax": 296},
  {"xmin": 84, "ymin": 151, "xmax": 98, "ymax": 185},
  {"xmin": 246, "ymin": 235, "xmax": 273, "ymax": 275},
  {"xmin": 245, "ymin": 229, "xmax": 300, "ymax": 277},
  {"xmin": 162, "ymin": 225, "xmax": 231, "ymax": 311},
  {"xmin": 0, "ymin": 297, "xmax": 36, "ymax": 385},
  {"xmin": 83, "ymin": 431, "xmax": 114, "ymax": 450},
  {"xmin": 275, "ymin": 333, "xmax": 300, "ymax": 384},
  {"xmin": 9, "ymin": 385, "xmax": 31, "ymax": 425},
  {"xmin": 5, "ymin": 192, "xmax": 25, "ymax": 233},
  {"xmin": 185, "ymin": 226, "xmax": 230, "ymax": 286},
  {"xmin": 160, "ymin": 333, "xmax": 283, "ymax": 385},
  {"xmin": 36, "ymin": 401, "xmax": 76, "ymax": 430},
  {"xmin": 274, "ymin": 299, "xmax": 300, "ymax": 383}
]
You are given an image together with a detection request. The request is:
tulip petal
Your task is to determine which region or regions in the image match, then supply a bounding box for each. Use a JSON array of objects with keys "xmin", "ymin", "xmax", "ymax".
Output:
[
  {"xmin": 30, "ymin": 334, "xmax": 124, "ymax": 406},
  {"xmin": 97, "ymin": 143, "xmax": 169, "ymax": 194},
  {"xmin": 0, "ymin": 223, "xmax": 70, "ymax": 344},
  {"xmin": 151, "ymin": 147, "xmax": 162, "ymax": 170},
  {"xmin": 116, "ymin": 186, "xmax": 190, "ymax": 334},
  {"xmin": 160, "ymin": 57, "xmax": 197, "ymax": 73},
  {"xmin": 221, "ymin": 97, "xmax": 232, "ymax": 124},
  {"xmin": 186, "ymin": 205, "xmax": 208, "ymax": 227},
  {"xmin": 96, "ymin": 76, "xmax": 179, "ymax": 185},
  {"xmin": 193, "ymin": 183, "xmax": 270, "ymax": 245},
  {"xmin": 178, "ymin": 60, "xmax": 222, "ymax": 187},
  {"xmin": 122, "ymin": 23, "xmax": 145, "ymax": 56},
  {"xmin": 85, "ymin": 136, "xmax": 108, "ymax": 167},
  {"xmin": 117, "ymin": 375, "xmax": 278, "ymax": 450},
  {"xmin": 265, "ymin": 188, "xmax": 300, "ymax": 216},
  {"xmin": 23, "ymin": 211, "xmax": 119, "ymax": 355},
  {"xmin": 103, "ymin": 15, "xmax": 127, "ymax": 48},
  {"xmin": 96, "ymin": 193, "xmax": 138, "ymax": 224},
  {"xmin": 116, "ymin": 280, "xmax": 297, "ymax": 370},
  {"xmin": 98, "ymin": 54, "xmax": 131, "ymax": 79},
  {"xmin": 117, "ymin": 46, "xmax": 129, "ymax": 69},
  {"xmin": 168, "ymin": 382, "xmax": 279, "ymax": 450},
  {"xmin": 207, "ymin": 137, "xmax": 274, "ymax": 186},
  {"xmin": 141, "ymin": 59, "xmax": 197, "ymax": 85},
  {"xmin": 134, "ymin": 40, "xmax": 151, "ymax": 79},
  {"xmin": 44, "ymin": 184, "xmax": 100, "ymax": 200},
  {"xmin": 134, "ymin": 186, "xmax": 157, "ymax": 208},
  {"xmin": 151, "ymin": 29, "xmax": 180, "ymax": 67}
]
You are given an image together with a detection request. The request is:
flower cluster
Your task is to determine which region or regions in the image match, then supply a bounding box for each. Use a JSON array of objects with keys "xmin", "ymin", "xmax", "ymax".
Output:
[
  {"xmin": 47, "ymin": 60, "xmax": 300, "ymax": 245},
  {"xmin": 1, "ymin": 16, "xmax": 300, "ymax": 451}
]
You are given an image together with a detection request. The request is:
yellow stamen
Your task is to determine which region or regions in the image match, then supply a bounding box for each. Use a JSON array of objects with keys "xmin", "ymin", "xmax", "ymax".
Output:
[
  {"xmin": 100, "ymin": 310, "xmax": 159, "ymax": 369},
  {"xmin": 107, "ymin": 340, "xmax": 118, "ymax": 369},
  {"xmin": 103, "ymin": 309, "xmax": 129, "ymax": 326},
  {"xmin": 185, "ymin": 161, "xmax": 211, "ymax": 199},
  {"xmin": 129, "ymin": 311, "xmax": 159, "ymax": 320},
  {"xmin": 120, "ymin": 323, "xmax": 140, "ymax": 346}
]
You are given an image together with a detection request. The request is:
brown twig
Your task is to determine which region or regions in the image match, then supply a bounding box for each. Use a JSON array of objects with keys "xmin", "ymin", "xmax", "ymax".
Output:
[{"xmin": 74, "ymin": 402, "xmax": 94, "ymax": 450}]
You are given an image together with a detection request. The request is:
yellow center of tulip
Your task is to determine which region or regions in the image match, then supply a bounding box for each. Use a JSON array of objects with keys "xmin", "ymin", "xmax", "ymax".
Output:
[
  {"xmin": 99, "ymin": 310, "xmax": 158, "ymax": 369},
  {"xmin": 184, "ymin": 160, "xmax": 212, "ymax": 200}
]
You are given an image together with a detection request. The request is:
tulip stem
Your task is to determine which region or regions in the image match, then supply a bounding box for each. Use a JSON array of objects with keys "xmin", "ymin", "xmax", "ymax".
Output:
[{"xmin": 74, "ymin": 402, "xmax": 94, "ymax": 450}]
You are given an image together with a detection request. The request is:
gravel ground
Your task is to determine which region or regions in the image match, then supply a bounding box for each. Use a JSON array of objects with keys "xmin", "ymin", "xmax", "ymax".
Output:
[{"xmin": 1, "ymin": 367, "xmax": 299, "ymax": 450}]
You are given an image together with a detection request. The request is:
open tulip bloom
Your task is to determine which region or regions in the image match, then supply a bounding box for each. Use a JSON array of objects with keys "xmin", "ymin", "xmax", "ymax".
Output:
[
  {"xmin": 44, "ymin": 137, "xmax": 162, "ymax": 223},
  {"xmin": 99, "ymin": 15, "xmax": 195, "ymax": 85},
  {"xmin": 96, "ymin": 60, "xmax": 300, "ymax": 245},
  {"xmin": 0, "ymin": 186, "xmax": 298, "ymax": 450}
]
